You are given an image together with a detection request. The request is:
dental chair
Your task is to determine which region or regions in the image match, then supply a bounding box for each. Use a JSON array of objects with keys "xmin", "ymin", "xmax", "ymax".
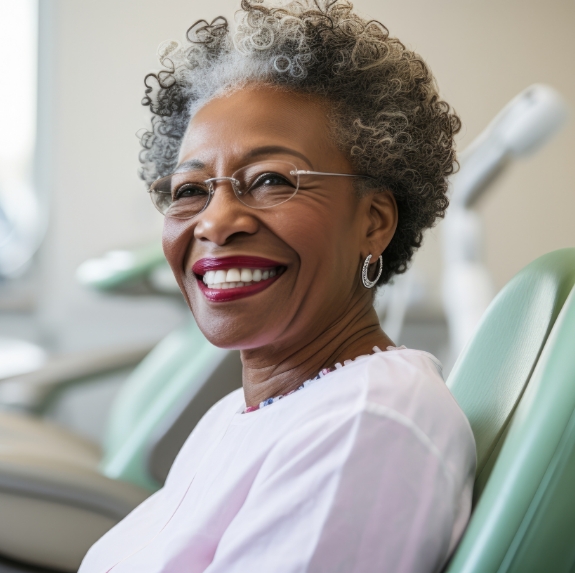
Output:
[
  {"xmin": 1, "ymin": 248, "xmax": 574, "ymax": 572},
  {"xmin": 446, "ymin": 247, "xmax": 575, "ymax": 572},
  {"xmin": 0, "ymin": 319, "xmax": 242, "ymax": 572}
]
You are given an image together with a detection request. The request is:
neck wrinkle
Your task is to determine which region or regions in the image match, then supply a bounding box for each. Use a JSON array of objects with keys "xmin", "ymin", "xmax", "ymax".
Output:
[{"xmin": 240, "ymin": 295, "xmax": 393, "ymax": 408}]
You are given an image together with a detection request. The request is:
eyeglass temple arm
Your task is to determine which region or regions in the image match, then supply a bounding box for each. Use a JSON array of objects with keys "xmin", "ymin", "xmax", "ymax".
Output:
[{"xmin": 292, "ymin": 170, "xmax": 361, "ymax": 178}]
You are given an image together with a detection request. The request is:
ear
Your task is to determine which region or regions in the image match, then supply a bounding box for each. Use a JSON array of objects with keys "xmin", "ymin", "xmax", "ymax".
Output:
[{"xmin": 361, "ymin": 189, "xmax": 398, "ymax": 259}]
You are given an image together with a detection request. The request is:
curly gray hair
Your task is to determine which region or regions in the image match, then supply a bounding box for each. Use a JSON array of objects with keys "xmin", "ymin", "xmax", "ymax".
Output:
[{"xmin": 139, "ymin": 0, "xmax": 461, "ymax": 285}]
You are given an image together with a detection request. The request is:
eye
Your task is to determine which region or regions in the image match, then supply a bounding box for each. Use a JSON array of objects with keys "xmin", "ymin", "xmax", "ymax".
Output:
[
  {"xmin": 249, "ymin": 172, "xmax": 294, "ymax": 190},
  {"xmin": 173, "ymin": 183, "xmax": 210, "ymax": 200}
]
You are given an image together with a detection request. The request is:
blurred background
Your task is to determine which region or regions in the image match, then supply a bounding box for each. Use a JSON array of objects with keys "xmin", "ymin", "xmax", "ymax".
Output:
[{"xmin": 0, "ymin": 0, "xmax": 574, "ymax": 444}]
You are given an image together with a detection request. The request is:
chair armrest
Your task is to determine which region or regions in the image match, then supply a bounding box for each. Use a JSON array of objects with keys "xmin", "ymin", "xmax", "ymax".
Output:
[
  {"xmin": 0, "ymin": 343, "xmax": 154, "ymax": 413},
  {"xmin": 0, "ymin": 448, "xmax": 150, "ymax": 572}
]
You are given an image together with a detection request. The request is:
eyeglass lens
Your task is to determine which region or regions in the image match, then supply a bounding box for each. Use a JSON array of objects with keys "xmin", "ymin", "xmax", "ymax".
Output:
[{"xmin": 150, "ymin": 160, "xmax": 300, "ymax": 219}]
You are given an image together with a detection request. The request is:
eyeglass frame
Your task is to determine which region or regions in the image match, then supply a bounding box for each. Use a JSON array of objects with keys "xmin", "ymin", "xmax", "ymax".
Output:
[{"xmin": 148, "ymin": 161, "xmax": 373, "ymax": 220}]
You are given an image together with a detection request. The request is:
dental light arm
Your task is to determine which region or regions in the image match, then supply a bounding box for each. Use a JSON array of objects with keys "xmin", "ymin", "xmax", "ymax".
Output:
[
  {"xmin": 451, "ymin": 84, "xmax": 569, "ymax": 209},
  {"xmin": 442, "ymin": 84, "xmax": 569, "ymax": 363}
]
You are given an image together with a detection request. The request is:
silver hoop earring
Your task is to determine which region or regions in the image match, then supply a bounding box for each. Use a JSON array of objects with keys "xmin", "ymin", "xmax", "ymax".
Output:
[{"xmin": 361, "ymin": 254, "xmax": 383, "ymax": 289}]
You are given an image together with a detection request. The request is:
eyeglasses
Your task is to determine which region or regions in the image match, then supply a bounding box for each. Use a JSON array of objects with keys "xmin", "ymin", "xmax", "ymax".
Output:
[{"xmin": 148, "ymin": 160, "xmax": 366, "ymax": 219}]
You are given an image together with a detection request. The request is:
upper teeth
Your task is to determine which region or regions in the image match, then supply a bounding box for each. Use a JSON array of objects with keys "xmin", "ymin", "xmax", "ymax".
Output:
[{"xmin": 203, "ymin": 267, "xmax": 277, "ymax": 289}]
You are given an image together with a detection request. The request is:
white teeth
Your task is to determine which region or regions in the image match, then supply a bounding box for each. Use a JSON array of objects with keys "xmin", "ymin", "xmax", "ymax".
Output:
[
  {"xmin": 226, "ymin": 269, "xmax": 241, "ymax": 282},
  {"xmin": 203, "ymin": 267, "xmax": 281, "ymax": 289},
  {"xmin": 214, "ymin": 270, "xmax": 227, "ymax": 284},
  {"xmin": 203, "ymin": 270, "xmax": 213, "ymax": 285}
]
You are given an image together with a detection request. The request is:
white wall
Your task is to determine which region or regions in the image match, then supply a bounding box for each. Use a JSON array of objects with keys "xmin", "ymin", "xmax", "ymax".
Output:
[{"xmin": 36, "ymin": 0, "xmax": 575, "ymax": 351}]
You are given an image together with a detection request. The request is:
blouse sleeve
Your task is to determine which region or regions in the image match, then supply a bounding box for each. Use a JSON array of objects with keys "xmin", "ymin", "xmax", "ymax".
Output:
[{"xmin": 203, "ymin": 402, "xmax": 473, "ymax": 573}]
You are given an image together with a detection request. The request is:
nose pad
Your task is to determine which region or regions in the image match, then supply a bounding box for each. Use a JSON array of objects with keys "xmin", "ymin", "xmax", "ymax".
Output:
[{"xmin": 229, "ymin": 177, "xmax": 243, "ymax": 197}]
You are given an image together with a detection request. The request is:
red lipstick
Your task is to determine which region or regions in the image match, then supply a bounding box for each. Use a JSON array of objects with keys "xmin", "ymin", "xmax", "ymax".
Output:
[{"xmin": 197, "ymin": 275, "xmax": 281, "ymax": 302}]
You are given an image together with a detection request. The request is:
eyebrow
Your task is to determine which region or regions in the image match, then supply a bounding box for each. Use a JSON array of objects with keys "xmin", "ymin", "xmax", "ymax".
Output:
[
  {"xmin": 174, "ymin": 145, "xmax": 313, "ymax": 173},
  {"xmin": 174, "ymin": 159, "xmax": 206, "ymax": 173}
]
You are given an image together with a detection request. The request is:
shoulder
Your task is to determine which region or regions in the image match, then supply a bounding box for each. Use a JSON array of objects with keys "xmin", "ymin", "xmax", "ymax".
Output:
[
  {"xmin": 304, "ymin": 347, "xmax": 464, "ymax": 430},
  {"xmin": 360, "ymin": 348, "xmax": 456, "ymax": 424},
  {"xmin": 357, "ymin": 348, "xmax": 476, "ymax": 484},
  {"xmin": 274, "ymin": 348, "xmax": 471, "ymax": 443},
  {"xmin": 291, "ymin": 348, "xmax": 475, "ymax": 480},
  {"xmin": 254, "ymin": 349, "xmax": 474, "ymax": 509}
]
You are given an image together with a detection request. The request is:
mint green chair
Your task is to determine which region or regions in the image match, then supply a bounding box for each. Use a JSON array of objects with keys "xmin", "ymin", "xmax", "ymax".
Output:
[
  {"xmin": 446, "ymin": 248, "xmax": 575, "ymax": 572},
  {"xmin": 100, "ymin": 321, "xmax": 242, "ymax": 491}
]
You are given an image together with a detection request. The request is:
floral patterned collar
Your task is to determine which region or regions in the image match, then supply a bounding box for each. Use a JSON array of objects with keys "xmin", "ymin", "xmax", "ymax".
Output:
[{"xmin": 243, "ymin": 345, "xmax": 404, "ymax": 413}]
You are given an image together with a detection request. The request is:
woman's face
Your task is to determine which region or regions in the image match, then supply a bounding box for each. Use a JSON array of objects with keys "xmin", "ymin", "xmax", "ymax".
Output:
[{"xmin": 163, "ymin": 85, "xmax": 395, "ymax": 350}]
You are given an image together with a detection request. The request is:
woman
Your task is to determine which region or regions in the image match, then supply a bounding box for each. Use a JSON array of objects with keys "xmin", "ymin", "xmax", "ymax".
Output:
[{"xmin": 81, "ymin": 1, "xmax": 475, "ymax": 571}]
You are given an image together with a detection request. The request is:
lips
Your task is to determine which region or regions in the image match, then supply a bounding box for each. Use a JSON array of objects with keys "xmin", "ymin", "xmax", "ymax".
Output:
[{"xmin": 191, "ymin": 256, "xmax": 286, "ymax": 302}]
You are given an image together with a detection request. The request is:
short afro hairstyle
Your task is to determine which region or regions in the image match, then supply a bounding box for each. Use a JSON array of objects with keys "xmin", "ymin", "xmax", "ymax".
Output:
[{"xmin": 139, "ymin": 0, "xmax": 461, "ymax": 285}]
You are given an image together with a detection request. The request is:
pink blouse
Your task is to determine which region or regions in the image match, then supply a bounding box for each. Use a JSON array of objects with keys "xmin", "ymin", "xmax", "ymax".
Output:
[{"xmin": 80, "ymin": 347, "xmax": 476, "ymax": 573}]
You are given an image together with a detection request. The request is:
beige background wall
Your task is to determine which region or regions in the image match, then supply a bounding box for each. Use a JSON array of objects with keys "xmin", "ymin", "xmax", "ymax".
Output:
[
  {"xmin": 373, "ymin": 0, "xmax": 575, "ymax": 310},
  {"xmin": 35, "ymin": 0, "xmax": 574, "ymax": 349}
]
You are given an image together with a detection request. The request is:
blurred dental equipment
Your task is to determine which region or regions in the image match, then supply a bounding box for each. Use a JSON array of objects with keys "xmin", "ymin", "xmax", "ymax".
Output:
[
  {"xmin": 442, "ymin": 84, "xmax": 569, "ymax": 361},
  {"xmin": 0, "ymin": 182, "xmax": 47, "ymax": 374},
  {"xmin": 0, "ymin": 180, "xmax": 46, "ymax": 379},
  {"xmin": 76, "ymin": 244, "xmax": 181, "ymax": 297},
  {"xmin": 0, "ymin": 179, "xmax": 44, "ymax": 278},
  {"xmin": 0, "ymin": 337, "xmax": 46, "ymax": 379}
]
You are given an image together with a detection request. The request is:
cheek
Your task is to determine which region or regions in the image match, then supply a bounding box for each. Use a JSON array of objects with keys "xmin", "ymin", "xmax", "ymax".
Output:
[
  {"xmin": 275, "ymin": 195, "xmax": 361, "ymax": 291},
  {"xmin": 162, "ymin": 218, "xmax": 195, "ymax": 280}
]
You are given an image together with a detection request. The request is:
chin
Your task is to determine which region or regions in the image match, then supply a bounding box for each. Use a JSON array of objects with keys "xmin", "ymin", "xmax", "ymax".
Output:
[{"xmin": 187, "ymin": 293, "xmax": 288, "ymax": 351}]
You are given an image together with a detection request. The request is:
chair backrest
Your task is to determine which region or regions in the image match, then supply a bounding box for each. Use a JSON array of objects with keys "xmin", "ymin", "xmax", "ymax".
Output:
[
  {"xmin": 447, "ymin": 248, "xmax": 575, "ymax": 496},
  {"xmin": 446, "ymin": 248, "xmax": 575, "ymax": 572},
  {"xmin": 99, "ymin": 320, "xmax": 242, "ymax": 491}
]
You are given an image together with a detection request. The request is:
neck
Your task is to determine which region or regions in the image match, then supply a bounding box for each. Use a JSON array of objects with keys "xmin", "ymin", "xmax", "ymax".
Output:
[{"xmin": 240, "ymin": 296, "xmax": 393, "ymax": 408}]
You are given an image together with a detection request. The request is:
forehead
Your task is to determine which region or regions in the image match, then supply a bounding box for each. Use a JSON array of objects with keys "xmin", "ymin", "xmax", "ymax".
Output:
[{"xmin": 178, "ymin": 85, "xmax": 340, "ymax": 170}]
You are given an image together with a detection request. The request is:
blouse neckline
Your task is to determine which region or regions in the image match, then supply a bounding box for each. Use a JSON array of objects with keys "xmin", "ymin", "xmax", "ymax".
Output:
[{"xmin": 242, "ymin": 345, "xmax": 406, "ymax": 414}]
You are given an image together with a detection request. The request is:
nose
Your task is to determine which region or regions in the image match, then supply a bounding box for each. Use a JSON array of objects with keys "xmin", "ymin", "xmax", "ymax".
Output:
[{"xmin": 194, "ymin": 180, "xmax": 259, "ymax": 246}]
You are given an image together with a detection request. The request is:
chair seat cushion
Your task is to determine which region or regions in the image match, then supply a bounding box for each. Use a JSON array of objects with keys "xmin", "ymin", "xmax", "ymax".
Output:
[
  {"xmin": 0, "ymin": 412, "xmax": 150, "ymax": 572},
  {"xmin": 0, "ymin": 411, "xmax": 102, "ymax": 468}
]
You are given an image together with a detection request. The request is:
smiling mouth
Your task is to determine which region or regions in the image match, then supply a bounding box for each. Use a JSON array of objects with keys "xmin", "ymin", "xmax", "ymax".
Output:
[{"xmin": 192, "ymin": 256, "xmax": 286, "ymax": 302}]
